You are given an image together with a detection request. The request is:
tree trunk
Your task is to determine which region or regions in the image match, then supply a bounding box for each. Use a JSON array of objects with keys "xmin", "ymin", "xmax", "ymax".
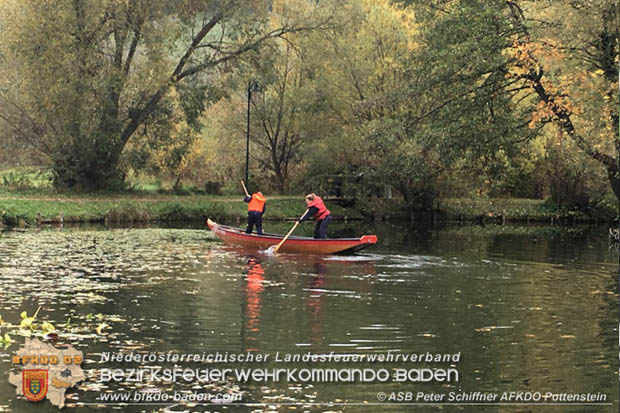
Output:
[{"xmin": 608, "ymin": 168, "xmax": 620, "ymax": 201}]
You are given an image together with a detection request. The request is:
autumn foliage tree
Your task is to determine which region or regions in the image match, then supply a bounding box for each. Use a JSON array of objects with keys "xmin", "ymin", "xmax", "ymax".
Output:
[
  {"xmin": 504, "ymin": 0, "xmax": 619, "ymax": 200},
  {"xmin": 395, "ymin": 0, "xmax": 618, "ymax": 207}
]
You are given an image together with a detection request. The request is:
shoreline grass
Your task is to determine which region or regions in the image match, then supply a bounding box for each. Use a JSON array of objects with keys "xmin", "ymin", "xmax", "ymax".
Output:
[
  {"xmin": 0, "ymin": 188, "xmax": 616, "ymax": 227},
  {"xmin": 0, "ymin": 192, "xmax": 363, "ymax": 227}
]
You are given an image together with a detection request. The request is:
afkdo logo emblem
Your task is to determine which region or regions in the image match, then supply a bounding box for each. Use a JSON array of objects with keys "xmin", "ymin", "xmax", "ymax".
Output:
[{"xmin": 22, "ymin": 370, "xmax": 48, "ymax": 402}]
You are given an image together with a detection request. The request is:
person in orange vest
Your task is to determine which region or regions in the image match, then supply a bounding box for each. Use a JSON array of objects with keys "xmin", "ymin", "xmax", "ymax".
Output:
[
  {"xmin": 244, "ymin": 191, "xmax": 266, "ymax": 235},
  {"xmin": 299, "ymin": 193, "xmax": 331, "ymax": 239}
]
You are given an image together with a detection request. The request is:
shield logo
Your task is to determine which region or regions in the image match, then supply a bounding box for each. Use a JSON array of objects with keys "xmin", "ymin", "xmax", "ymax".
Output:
[{"xmin": 23, "ymin": 370, "xmax": 48, "ymax": 402}]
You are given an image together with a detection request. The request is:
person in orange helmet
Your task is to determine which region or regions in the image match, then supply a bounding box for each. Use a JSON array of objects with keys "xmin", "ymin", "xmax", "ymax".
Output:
[
  {"xmin": 299, "ymin": 193, "xmax": 331, "ymax": 239},
  {"xmin": 244, "ymin": 191, "xmax": 267, "ymax": 235}
]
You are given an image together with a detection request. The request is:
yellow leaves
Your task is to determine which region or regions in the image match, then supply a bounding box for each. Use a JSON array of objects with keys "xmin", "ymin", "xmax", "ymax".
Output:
[
  {"xmin": 19, "ymin": 318, "xmax": 34, "ymax": 329},
  {"xmin": 508, "ymin": 39, "xmax": 567, "ymax": 83},
  {"xmin": 529, "ymin": 101, "xmax": 554, "ymax": 128},
  {"xmin": 0, "ymin": 333, "xmax": 11, "ymax": 344},
  {"xmin": 20, "ymin": 311, "xmax": 35, "ymax": 330},
  {"xmin": 512, "ymin": 41, "xmax": 536, "ymax": 64},
  {"xmin": 96, "ymin": 323, "xmax": 110, "ymax": 335},
  {"xmin": 510, "ymin": 65, "xmax": 530, "ymax": 77},
  {"xmin": 41, "ymin": 321, "xmax": 56, "ymax": 333},
  {"xmin": 537, "ymin": 38, "xmax": 564, "ymax": 61}
]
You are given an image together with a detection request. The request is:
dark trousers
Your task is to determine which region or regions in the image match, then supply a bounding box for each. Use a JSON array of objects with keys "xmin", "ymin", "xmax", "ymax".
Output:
[
  {"xmin": 314, "ymin": 214, "xmax": 332, "ymax": 239},
  {"xmin": 246, "ymin": 211, "xmax": 263, "ymax": 235}
]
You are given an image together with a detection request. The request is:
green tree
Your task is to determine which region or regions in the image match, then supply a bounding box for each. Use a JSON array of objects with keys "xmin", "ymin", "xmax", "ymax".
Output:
[
  {"xmin": 317, "ymin": 0, "xmax": 531, "ymax": 211},
  {"xmin": 301, "ymin": 0, "xmax": 425, "ymax": 201},
  {"xmin": 0, "ymin": 0, "xmax": 327, "ymax": 190}
]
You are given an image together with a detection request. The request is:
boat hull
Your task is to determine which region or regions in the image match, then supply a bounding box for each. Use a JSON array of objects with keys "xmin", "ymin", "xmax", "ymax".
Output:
[{"xmin": 207, "ymin": 219, "xmax": 377, "ymax": 254}]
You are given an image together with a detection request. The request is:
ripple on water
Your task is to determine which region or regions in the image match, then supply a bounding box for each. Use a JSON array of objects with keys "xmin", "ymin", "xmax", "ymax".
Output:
[{"xmin": 0, "ymin": 225, "xmax": 616, "ymax": 411}]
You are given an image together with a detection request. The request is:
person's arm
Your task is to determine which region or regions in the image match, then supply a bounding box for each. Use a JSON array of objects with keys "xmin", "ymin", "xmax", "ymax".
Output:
[
  {"xmin": 261, "ymin": 204, "xmax": 266, "ymax": 215},
  {"xmin": 299, "ymin": 207, "xmax": 318, "ymax": 222}
]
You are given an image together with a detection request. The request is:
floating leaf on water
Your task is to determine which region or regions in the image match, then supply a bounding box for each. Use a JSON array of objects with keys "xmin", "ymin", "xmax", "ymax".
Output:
[
  {"xmin": 4, "ymin": 333, "xmax": 12, "ymax": 343},
  {"xmin": 41, "ymin": 321, "xmax": 56, "ymax": 333},
  {"xmin": 560, "ymin": 335, "xmax": 576, "ymax": 339},
  {"xmin": 20, "ymin": 317, "xmax": 34, "ymax": 329},
  {"xmin": 96, "ymin": 323, "xmax": 110, "ymax": 335}
]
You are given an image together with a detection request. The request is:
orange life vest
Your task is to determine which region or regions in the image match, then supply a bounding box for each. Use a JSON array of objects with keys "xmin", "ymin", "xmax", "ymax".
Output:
[
  {"xmin": 248, "ymin": 192, "xmax": 266, "ymax": 212},
  {"xmin": 309, "ymin": 196, "xmax": 330, "ymax": 220}
]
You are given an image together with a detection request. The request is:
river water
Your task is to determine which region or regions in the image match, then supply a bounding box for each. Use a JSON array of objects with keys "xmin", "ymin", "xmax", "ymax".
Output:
[{"xmin": 0, "ymin": 222, "xmax": 617, "ymax": 412}]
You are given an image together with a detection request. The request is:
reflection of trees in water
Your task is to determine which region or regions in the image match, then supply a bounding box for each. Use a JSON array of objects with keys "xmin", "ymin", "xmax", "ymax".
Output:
[
  {"xmin": 598, "ymin": 275, "xmax": 619, "ymax": 351},
  {"xmin": 365, "ymin": 221, "xmax": 613, "ymax": 257},
  {"xmin": 308, "ymin": 262, "xmax": 326, "ymax": 346}
]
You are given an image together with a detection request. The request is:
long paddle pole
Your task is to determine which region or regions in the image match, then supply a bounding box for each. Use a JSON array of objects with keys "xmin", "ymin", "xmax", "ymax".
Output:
[
  {"xmin": 240, "ymin": 180, "xmax": 250, "ymax": 197},
  {"xmin": 273, "ymin": 210, "xmax": 308, "ymax": 253}
]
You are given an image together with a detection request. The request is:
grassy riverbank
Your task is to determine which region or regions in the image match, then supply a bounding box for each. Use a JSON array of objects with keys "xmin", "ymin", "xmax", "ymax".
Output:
[
  {"xmin": 362, "ymin": 196, "xmax": 617, "ymax": 224},
  {"xmin": 0, "ymin": 188, "xmax": 363, "ymax": 226},
  {"xmin": 0, "ymin": 187, "xmax": 616, "ymax": 227}
]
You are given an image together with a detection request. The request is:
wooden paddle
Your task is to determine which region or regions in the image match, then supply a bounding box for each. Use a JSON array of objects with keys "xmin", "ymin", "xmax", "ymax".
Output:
[
  {"xmin": 272, "ymin": 210, "xmax": 308, "ymax": 253},
  {"xmin": 240, "ymin": 180, "xmax": 250, "ymax": 197}
]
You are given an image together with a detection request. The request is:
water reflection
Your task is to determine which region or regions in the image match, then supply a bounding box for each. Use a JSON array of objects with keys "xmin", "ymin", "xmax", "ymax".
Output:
[
  {"xmin": 244, "ymin": 257, "xmax": 264, "ymax": 350},
  {"xmin": 308, "ymin": 261, "xmax": 326, "ymax": 315},
  {"xmin": 235, "ymin": 249, "xmax": 379, "ymax": 352},
  {"xmin": 0, "ymin": 224, "xmax": 616, "ymax": 412},
  {"xmin": 306, "ymin": 260, "xmax": 327, "ymax": 347}
]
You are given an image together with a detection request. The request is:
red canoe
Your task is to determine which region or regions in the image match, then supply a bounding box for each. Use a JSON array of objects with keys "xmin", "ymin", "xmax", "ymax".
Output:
[{"xmin": 207, "ymin": 219, "xmax": 377, "ymax": 255}]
